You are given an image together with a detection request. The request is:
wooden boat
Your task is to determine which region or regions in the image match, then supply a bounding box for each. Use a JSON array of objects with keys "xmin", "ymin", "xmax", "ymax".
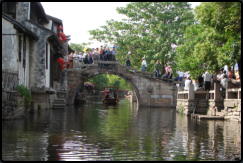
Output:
[
  {"xmin": 74, "ymin": 93, "xmax": 86, "ymax": 104},
  {"xmin": 74, "ymin": 98, "xmax": 86, "ymax": 104},
  {"xmin": 102, "ymin": 86, "xmax": 119, "ymax": 104}
]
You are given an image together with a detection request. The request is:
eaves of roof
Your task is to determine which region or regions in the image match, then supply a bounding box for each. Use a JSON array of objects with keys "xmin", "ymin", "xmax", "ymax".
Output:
[
  {"xmin": 46, "ymin": 14, "xmax": 63, "ymax": 24},
  {"xmin": 68, "ymin": 45, "xmax": 75, "ymax": 53},
  {"xmin": 2, "ymin": 12, "xmax": 39, "ymax": 41},
  {"xmin": 31, "ymin": 2, "xmax": 49, "ymax": 23},
  {"xmin": 25, "ymin": 19, "xmax": 54, "ymax": 33}
]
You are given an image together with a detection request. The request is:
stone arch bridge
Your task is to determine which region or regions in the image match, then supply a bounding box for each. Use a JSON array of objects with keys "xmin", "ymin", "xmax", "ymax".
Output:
[{"xmin": 67, "ymin": 61, "xmax": 177, "ymax": 107}]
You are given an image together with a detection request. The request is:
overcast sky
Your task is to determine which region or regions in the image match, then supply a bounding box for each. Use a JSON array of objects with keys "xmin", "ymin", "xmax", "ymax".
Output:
[{"xmin": 41, "ymin": 2, "xmax": 201, "ymax": 48}]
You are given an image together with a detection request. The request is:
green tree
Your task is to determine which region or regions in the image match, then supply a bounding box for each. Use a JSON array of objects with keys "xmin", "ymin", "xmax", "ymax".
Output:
[
  {"xmin": 88, "ymin": 74, "xmax": 109, "ymax": 91},
  {"xmin": 89, "ymin": 2, "xmax": 195, "ymax": 74},
  {"xmin": 88, "ymin": 74, "xmax": 132, "ymax": 91},
  {"xmin": 176, "ymin": 2, "xmax": 241, "ymax": 78},
  {"xmin": 69, "ymin": 42, "xmax": 93, "ymax": 53}
]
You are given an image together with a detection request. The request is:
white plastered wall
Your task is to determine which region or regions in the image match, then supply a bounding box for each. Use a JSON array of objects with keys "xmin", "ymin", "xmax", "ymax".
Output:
[{"xmin": 45, "ymin": 41, "xmax": 51, "ymax": 88}]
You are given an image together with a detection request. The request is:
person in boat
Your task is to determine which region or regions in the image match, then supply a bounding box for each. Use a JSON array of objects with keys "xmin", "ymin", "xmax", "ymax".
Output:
[
  {"xmin": 105, "ymin": 92, "xmax": 110, "ymax": 99},
  {"xmin": 113, "ymin": 91, "xmax": 117, "ymax": 99}
]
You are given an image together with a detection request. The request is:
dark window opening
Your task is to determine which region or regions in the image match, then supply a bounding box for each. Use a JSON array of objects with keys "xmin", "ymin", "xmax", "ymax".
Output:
[
  {"xmin": 18, "ymin": 36, "xmax": 22, "ymax": 62},
  {"xmin": 2, "ymin": 2, "xmax": 16, "ymax": 19},
  {"xmin": 52, "ymin": 23, "xmax": 58, "ymax": 34}
]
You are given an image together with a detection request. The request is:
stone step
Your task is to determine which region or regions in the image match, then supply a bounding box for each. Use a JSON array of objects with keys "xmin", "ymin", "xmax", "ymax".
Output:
[
  {"xmin": 53, "ymin": 101, "xmax": 66, "ymax": 104},
  {"xmin": 52, "ymin": 106, "xmax": 66, "ymax": 109},
  {"xmin": 52, "ymin": 105, "xmax": 66, "ymax": 109},
  {"xmin": 52, "ymin": 104, "xmax": 66, "ymax": 108},
  {"xmin": 53, "ymin": 99, "xmax": 65, "ymax": 102}
]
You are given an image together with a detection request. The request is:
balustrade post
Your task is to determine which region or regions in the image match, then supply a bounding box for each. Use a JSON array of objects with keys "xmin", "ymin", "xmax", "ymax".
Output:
[
  {"xmin": 214, "ymin": 82, "xmax": 221, "ymax": 100},
  {"xmin": 188, "ymin": 83, "xmax": 195, "ymax": 100}
]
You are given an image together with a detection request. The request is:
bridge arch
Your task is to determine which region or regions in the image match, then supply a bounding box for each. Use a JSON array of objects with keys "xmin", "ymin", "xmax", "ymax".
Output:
[
  {"xmin": 67, "ymin": 64, "xmax": 176, "ymax": 108},
  {"xmin": 67, "ymin": 67, "xmax": 141, "ymax": 105}
]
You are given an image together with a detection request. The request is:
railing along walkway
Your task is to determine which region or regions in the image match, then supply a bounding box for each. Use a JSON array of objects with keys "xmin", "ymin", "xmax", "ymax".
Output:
[
  {"xmin": 67, "ymin": 60, "xmax": 185, "ymax": 85},
  {"xmin": 2, "ymin": 71, "xmax": 18, "ymax": 91}
]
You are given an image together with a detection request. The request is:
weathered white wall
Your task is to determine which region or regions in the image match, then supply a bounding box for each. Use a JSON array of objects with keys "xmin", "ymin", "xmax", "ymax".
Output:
[
  {"xmin": 45, "ymin": 41, "xmax": 51, "ymax": 88},
  {"xmin": 44, "ymin": 20, "xmax": 52, "ymax": 30},
  {"xmin": 2, "ymin": 18, "xmax": 18, "ymax": 73}
]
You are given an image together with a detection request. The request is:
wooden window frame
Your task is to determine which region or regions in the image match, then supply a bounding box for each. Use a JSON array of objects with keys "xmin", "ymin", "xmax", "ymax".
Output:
[{"xmin": 2, "ymin": 2, "xmax": 16, "ymax": 19}]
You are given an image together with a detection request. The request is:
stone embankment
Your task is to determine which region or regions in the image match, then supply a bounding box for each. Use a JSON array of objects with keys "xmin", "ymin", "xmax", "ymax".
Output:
[
  {"xmin": 2, "ymin": 91, "xmax": 29, "ymax": 120},
  {"xmin": 224, "ymin": 106, "xmax": 241, "ymax": 122}
]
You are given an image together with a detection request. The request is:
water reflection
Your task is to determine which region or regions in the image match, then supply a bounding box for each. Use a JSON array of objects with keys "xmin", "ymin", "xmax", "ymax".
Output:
[{"xmin": 2, "ymin": 98, "xmax": 241, "ymax": 161}]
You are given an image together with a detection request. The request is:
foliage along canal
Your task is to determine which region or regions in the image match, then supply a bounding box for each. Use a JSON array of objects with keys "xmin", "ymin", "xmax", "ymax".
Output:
[{"xmin": 2, "ymin": 98, "xmax": 241, "ymax": 161}]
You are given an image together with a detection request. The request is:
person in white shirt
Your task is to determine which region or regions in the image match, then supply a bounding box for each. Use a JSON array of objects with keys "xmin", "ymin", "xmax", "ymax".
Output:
[
  {"xmin": 220, "ymin": 75, "xmax": 230, "ymax": 98},
  {"xmin": 93, "ymin": 48, "xmax": 99, "ymax": 64},
  {"xmin": 217, "ymin": 70, "xmax": 227, "ymax": 83},
  {"xmin": 78, "ymin": 52, "xmax": 83, "ymax": 65},
  {"xmin": 184, "ymin": 75, "xmax": 192, "ymax": 91},
  {"xmin": 176, "ymin": 69, "xmax": 184, "ymax": 87},
  {"xmin": 141, "ymin": 57, "xmax": 147, "ymax": 71},
  {"xmin": 202, "ymin": 69, "xmax": 212, "ymax": 91},
  {"xmin": 73, "ymin": 50, "xmax": 79, "ymax": 69}
]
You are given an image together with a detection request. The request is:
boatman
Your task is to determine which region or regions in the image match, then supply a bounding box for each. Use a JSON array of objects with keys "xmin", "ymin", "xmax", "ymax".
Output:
[{"xmin": 105, "ymin": 92, "xmax": 110, "ymax": 99}]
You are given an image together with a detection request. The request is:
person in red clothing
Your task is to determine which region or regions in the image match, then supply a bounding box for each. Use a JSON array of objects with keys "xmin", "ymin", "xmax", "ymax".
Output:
[
  {"xmin": 99, "ymin": 46, "xmax": 103, "ymax": 66},
  {"xmin": 228, "ymin": 67, "xmax": 235, "ymax": 79}
]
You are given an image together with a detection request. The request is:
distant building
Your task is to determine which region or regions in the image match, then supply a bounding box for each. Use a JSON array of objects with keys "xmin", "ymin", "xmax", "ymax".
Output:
[{"xmin": 2, "ymin": 2, "xmax": 73, "ymax": 111}]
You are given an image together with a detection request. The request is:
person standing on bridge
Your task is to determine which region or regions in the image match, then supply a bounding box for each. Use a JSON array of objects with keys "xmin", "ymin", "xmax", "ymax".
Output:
[
  {"xmin": 105, "ymin": 47, "xmax": 111, "ymax": 66},
  {"xmin": 168, "ymin": 66, "xmax": 173, "ymax": 79},
  {"xmin": 176, "ymin": 68, "xmax": 184, "ymax": 87},
  {"xmin": 111, "ymin": 47, "xmax": 117, "ymax": 61},
  {"xmin": 73, "ymin": 50, "xmax": 79, "ymax": 69},
  {"xmin": 106, "ymin": 47, "xmax": 111, "ymax": 61},
  {"xmin": 88, "ymin": 50, "xmax": 93, "ymax": 64},
  {"xmin": 67, "ymin": 52, "xmax": 73, "ymax": 69},
  {"xmin": 99, "ymin": 46, "xmax": 103, "ymax": 66},
  {"xmin": 126, "ymin": 51, "xmax": 131, "ymax": 66},
  {"xmin": 93, "ymin": 47, "xmax": 99, "ymax": 64},
  {"xmin": 202, "ymin": 69, "xmax": 212, "ymax": 91},
  {"xmin": 102, "ymin": 47, "xmax": 107, "ymax": 66},
  {"xmin": 78, "ymin": 52, "xmax": 83, "ymax": 67},
  {"xmin": 83, "ymin": 50, "xmax": 89, "ymax": 64},
  {"xmin": 141, "ymin": 57, "xmax": 147, "ymax": 71},
  {"xmin": 162, "ymin": 64, "xmax": 170, "ymax": 79},
  {"xmin": 154, "ymin": 60, "xmax": 161, "ymax": 77}
]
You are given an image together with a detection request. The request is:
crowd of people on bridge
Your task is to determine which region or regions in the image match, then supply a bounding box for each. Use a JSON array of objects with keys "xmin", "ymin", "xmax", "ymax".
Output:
[{"xmin": 67, "ymin": 46, "xmax": 117, "ymax": 69}]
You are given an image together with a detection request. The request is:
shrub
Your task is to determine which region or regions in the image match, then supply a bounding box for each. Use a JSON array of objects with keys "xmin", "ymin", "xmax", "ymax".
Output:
[
  {"xmin": 17, "ymin": 85, "xmax": 32, "ymax": 109},
  {"xmin": 178, "ymin": 104, "xmax": 184, "ymax": 114}
]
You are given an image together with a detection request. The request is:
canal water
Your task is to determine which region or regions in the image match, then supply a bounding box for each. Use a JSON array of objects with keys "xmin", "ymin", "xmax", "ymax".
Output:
[{"xmin": 2, "ymin": 98, "xmax": 241, "ymax": 161}]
